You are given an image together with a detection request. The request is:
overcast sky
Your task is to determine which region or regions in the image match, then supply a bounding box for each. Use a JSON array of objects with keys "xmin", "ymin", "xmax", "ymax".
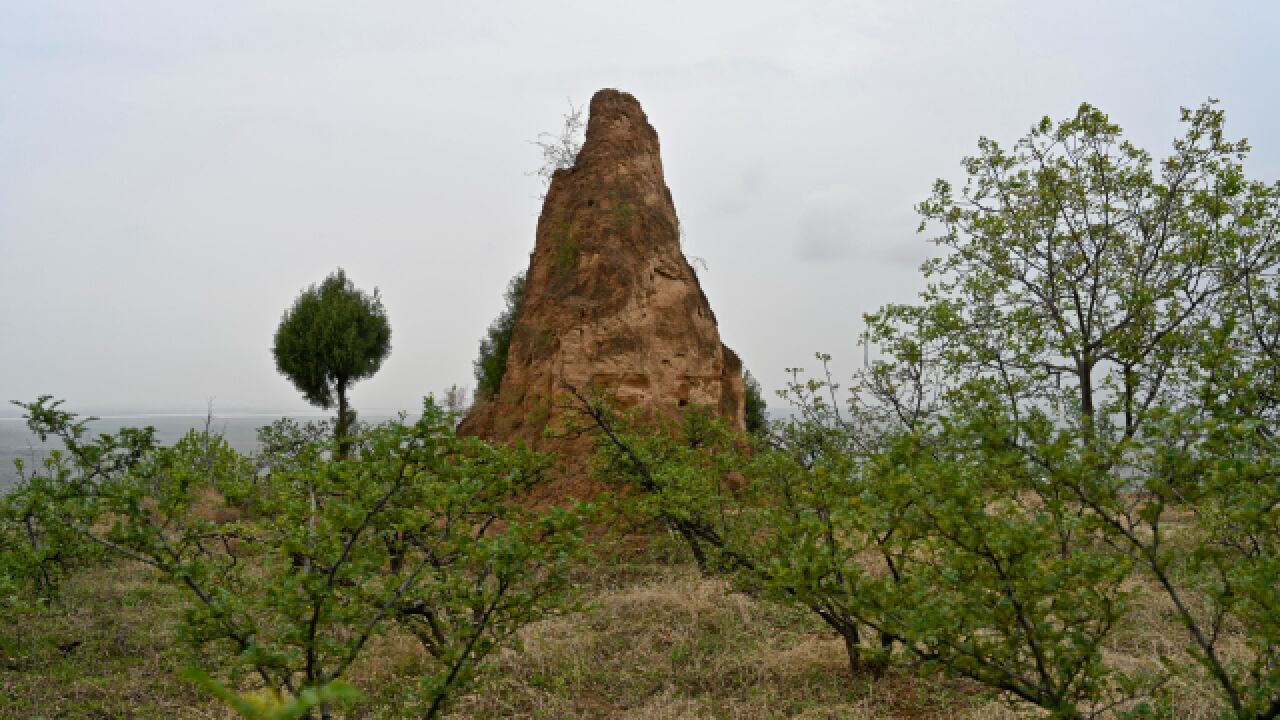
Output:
[{"xmin": 2, "ymin": 1, "xmax": 1278, "ymax": 416}]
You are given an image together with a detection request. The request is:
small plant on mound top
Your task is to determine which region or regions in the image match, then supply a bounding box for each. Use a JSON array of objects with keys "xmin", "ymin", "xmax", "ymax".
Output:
[{"xmin": 530, "ymin": 98, "xmax": 585, "ymax": 195}]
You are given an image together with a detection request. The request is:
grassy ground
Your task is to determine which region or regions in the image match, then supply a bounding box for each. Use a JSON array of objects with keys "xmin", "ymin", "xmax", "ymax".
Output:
[
  {"xmin": 0, "ymin": 535, "xmax": 1012, "ymax": 720},
  {"xmin": 449, "ymin": 564, "xmax": 1004, "ymax": 719},
  {"xmin": 0, "ymin": 563, "xmax": 219, "ymax": 719},
  {"xmin": 0, "ymin": 532, "xmax": 1230, "ymax": 719}
]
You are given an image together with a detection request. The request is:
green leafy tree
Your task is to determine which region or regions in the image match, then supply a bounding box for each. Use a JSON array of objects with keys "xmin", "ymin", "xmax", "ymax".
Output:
[
  {"xmin": 0, "ymin": 398, "xmax": 149, "ymax": 605},
  {"xmin": 474, "ymin": 271, "xmax": 525, "ymax": 401},
  {"xmin": 885, "ymin": 100, "xmax": 1270, "ymax": 438},
  {"xmin": 570, "ymin": 371, "xmax": 1139, "ymax": 712},
  {"xmin": 859, "ymin": 100, "xmax": 1280, "ymax": 717},
  {"xmin": 273, "ymin": 269, "xmax": 390, "ymax": 454},
  {"xmin": 742, "ymin": 369, "xmax": 768, "ymax": 435}
]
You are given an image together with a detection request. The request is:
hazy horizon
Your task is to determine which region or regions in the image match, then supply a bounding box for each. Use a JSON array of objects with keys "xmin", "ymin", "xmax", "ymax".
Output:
[
  {"xmin": 0, "ymin": 402, "xmax": 428, "ymax": 419},
  {"xmin": 0, "ymin": 410, "xmax": 408, "ymax": 490}
]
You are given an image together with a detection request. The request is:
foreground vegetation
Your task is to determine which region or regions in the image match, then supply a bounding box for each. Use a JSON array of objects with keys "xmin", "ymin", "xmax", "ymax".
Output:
[
  {"xmin": 1, "ymin": 401, "xmax": 586, "ymax": 719},
  {"xmin": 4, "ymin": 100, "xmax": 1280, "ymax": 718},
  {"xmin": 0, "ymin": 533, "xmax": 1261, "ymax": 719},
  {"xmin": 0, "ymin": 543, "xmax": 991, "ymax": 719}
]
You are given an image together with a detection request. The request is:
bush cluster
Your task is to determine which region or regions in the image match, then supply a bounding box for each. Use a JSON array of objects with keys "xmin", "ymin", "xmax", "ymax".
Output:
[{"xmin": 1, "ymin": 397, "xmax": 586, "ymax": 719}]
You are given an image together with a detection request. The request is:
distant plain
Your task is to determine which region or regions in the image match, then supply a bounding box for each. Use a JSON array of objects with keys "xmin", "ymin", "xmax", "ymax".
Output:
[{"xmin": 0, "ymin": 412, "xmax": 399, "ymax": 490}]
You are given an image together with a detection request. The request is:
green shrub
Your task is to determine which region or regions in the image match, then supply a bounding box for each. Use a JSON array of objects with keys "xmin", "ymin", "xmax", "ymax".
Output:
[
  {"xmin": 5, "ymin": 397, "xmax": 587, "ymax": 719},
  {"xmin": 742, "ymin": 369, "xmax": 768, "ymax": 435},
  {"xmin": 474, "ymin": 272, "xmax": 526, "ymax": 401}
]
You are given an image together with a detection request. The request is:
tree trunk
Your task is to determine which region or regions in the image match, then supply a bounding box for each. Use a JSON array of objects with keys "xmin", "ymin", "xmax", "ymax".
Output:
[
  {"xmin": 841, "ymin": 627, "xmax": 862, "ymax": 679},
  {"xmin": 1077, "ymin": 356, "xmax": 1095, "ymax": 442},
  {"xmin": 336, "ymin": 378, "xmax": 353, "ymax": 459}
]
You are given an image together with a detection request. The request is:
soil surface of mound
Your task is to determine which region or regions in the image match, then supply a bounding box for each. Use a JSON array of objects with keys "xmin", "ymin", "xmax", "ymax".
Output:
[{"xmin": 460, "ymin": 89, "xmax": 745, "ymax": 494}]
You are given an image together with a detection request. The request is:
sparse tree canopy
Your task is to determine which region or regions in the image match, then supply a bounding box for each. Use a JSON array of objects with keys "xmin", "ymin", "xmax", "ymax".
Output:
[
  {"xmin": 873, "ymin": 99, "xmax": 1276, "ymax": 435},
  {"xmin": 273, "ymin": 268, "xmax": 391, "ymax": 449},
  {"xmin": 857, "ymin": 99, "xmax": 1280, "ymax": 718},
  {"xmin": 474, "ymin": 271, "xmax": 526, "ymax": 401}
]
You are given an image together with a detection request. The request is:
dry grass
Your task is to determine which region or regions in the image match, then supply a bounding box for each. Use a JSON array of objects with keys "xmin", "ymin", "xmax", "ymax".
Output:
[
  {"xmin": 0, "ymin": 538, "xmax": 1250, "ymax": 719},
  {"xmin": 1100, "ymin": 570, "xmax": 1255, "ymax": 720},
  {"xmin": 0, "ymin": 553, "xmax": 1002, "ymax": 719},
  {"xmin": 449, "ymin": 564, "xmax": 1003, "ymax": 719}
]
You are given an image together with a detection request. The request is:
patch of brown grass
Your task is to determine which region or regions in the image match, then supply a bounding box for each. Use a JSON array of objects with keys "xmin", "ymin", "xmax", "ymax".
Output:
[
  {"xmin": 1099, "ymin": 571, "xmax": 1252, "ymax": 720},
  {"xmin": 450, "ymin": 565, "xmax": 999, "ymax": 719}
]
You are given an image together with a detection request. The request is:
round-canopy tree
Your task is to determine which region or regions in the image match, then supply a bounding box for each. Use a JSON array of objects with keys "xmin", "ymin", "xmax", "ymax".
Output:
[{"xmin": 273, "ymin": 268, "xmax": 391, "ymax": 452}]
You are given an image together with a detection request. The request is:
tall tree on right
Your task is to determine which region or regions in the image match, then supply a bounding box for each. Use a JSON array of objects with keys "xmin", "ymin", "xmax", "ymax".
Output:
[
  {"xmin": 858, "ymin": 100, "xmax": 1280, "ymax": 717},
  {"xmin": 874, "ymin": 100, "xmax": 1276, "ymax": 436}
]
